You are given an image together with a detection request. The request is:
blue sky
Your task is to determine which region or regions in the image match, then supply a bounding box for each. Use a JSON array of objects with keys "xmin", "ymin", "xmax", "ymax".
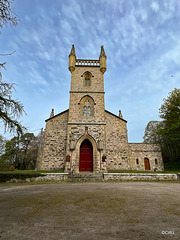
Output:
[{"xmin": 0, "ymin": 0, "xmax": 180, "ymax": 142}]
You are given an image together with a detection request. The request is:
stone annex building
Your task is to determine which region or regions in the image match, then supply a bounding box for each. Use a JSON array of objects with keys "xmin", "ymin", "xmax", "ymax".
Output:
[{"xmin": 39, "ymin": 45, "xmax": 164, "ymax": 173}]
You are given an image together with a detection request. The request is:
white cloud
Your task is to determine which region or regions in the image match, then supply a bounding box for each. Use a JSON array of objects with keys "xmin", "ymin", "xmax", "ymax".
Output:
[
  {"xmin": 29, "ymin": 72, "xmax": 48, "ymax": 86},
  {"xmin": 139, "ymin": 9, "xmax": 147, "ymax": 21},
  {"xmin": 37, "ymin": 51, "xmax": 51, "ymax": 61},
  {"xmin": 151, "ymin": 2, "xmax": 160, "ymax": 12},
  {"xmin": 2, "ymin": 0, "xmax": 180, "ymax": 142}
]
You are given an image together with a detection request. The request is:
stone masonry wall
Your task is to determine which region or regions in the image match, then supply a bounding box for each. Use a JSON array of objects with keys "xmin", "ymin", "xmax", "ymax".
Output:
[
  {"xmin": 70, "ymin": 66, "xmax": 104, "ymax": 92},
  {"xmin": 69, "ymin": 66, "xmax": 105, "ymax": 124},
  {"xmin": 105, "ymin": 111, "xmax": 130, "ymax": 170},
  {"xmin": 39, "ymin": 110, "xmax": 69, "ymax": 170},
  {"xmin": 129, "ymin": 143, "xmax": 164, "ymax": 171},
  {"xmin": 6, "ymin": 173, "xmax": 180, "ymax": 183},
  {"xmin": 66, "ymin": 65, "xmax": 107, "ymax": 173},
  {"xmin": 69, "ymin": 92, "xmax": 105, "ymax": 123},
  {"xmin": 104, "ymin": 173, "xmax": 178, "ymax": 181},
  {"xmin": 65, "ymin": 124, "xmax": 107, "ymax": 173}
]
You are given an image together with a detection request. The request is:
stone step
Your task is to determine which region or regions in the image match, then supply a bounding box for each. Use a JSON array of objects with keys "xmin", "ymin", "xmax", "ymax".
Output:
[{"xmin": 67, "ymin": 173, "xmax": 104, "ymax": 182}]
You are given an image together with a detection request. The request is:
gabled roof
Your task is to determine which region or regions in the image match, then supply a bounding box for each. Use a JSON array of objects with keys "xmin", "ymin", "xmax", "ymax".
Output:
[
  {"xmin": 105, "ymin": 109, "xmax": 127, "ymax": 123},
  {"xmin": 45, "ymin": 109, "xmax": 69, "ymax": 122},
  {"xmin": 45, "ymin": 109, "xmax": 127, "ymax": 123}
]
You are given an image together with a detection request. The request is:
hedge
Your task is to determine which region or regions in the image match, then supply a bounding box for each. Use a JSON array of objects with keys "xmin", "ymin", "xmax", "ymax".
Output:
[{"xmin": 0, "ymin": 172, "xmax": 45, "ymax": 183}]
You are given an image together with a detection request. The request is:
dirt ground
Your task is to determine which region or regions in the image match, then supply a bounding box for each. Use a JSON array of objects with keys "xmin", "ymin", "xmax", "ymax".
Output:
[{"xmin": 0, "ymin": 182, "xmax": 180, "ymax": 240}]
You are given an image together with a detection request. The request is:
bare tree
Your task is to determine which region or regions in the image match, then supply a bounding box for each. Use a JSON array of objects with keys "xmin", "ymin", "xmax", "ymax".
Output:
[
  {"xmin": 0, "ymin": 0, "xmax": 25, "ymax": 135},
  {"xmin": 0, "ymin": 0, "xmax": 19, "ymax": 30},
  {"xmin": 0, "ymin": 73, "xmax": 26, "ymax": 135}
]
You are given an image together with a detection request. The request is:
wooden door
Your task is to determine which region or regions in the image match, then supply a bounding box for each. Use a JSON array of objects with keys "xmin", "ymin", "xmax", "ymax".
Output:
[
  {"xmin": 144, "ymin": 158, "xmax": 150, "ymax": 170},
  {"xmin": 79, "ymin": 140, "xmax": 93, "ymax": 171}
]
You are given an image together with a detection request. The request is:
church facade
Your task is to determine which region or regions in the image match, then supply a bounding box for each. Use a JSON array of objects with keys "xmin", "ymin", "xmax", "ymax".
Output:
[{"xmin": 38, "ymin": 45, "xmax": 164, "ymax": 172}]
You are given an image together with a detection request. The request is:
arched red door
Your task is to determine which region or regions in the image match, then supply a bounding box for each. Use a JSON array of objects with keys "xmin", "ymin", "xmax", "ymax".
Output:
[
  {"xmin": 79, "ymin": 140, "xmax": 93, "ymax": 172},
  {"xmin": 144, "ymin": 158, "xmax": 150, "ymax": 170}
]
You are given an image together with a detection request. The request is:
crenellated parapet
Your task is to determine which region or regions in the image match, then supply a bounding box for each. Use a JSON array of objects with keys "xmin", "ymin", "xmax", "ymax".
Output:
[
  {"xmin": 69, "ymin": 45, "xmax": 107, "ymax": 74},
  {"xmin": 76, "ymin": 59, "xmax": 100, "ymax": 66}
]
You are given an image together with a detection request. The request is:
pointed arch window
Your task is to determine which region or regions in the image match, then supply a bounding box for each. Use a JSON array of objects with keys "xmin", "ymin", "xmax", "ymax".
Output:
[
  {"xmin": 83, "ymin": 100, "xmax": 91, "ymax": 116},
  {"xmin": 88, "ymin": 105, "xmax": 91, "ymax": 116},
  {"xmin": 83, "ymin": 105, "xmax": 87, "ymax": 116},
  {"xmin": 80, "ymin": 96, "xmax": 94, "ymax": 117}
]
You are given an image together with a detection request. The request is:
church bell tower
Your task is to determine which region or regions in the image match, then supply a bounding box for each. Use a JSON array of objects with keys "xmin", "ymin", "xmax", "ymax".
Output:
[{"xmin": 65, "ymin": 45, "xmax": 107, "ymax": 173}]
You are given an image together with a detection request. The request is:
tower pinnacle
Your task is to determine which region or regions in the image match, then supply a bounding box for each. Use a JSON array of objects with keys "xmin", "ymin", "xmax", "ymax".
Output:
[
  {"xmin": 99, "ymin": 45, "xmax": 107, "ymax": 73},
  {"xmin": 69, "ymin": 44, "xmax": 76, "ymax": 57},
  {"xmin": 69, "ymin": 45, "xmax": 76, "ymax": 73},
  {"xmin": 100, "ymin": 45, "xmax": 107, "ymax": 58}
]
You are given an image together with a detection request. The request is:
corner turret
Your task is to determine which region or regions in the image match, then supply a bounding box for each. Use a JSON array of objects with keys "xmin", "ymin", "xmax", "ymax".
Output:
[
  {"xmin": 99, "ymin": 45, "xmax": 107, "ymax": 74},
  {"xmin": 69, "ymin": 44, "xmax": 76, "ymax": 73}
]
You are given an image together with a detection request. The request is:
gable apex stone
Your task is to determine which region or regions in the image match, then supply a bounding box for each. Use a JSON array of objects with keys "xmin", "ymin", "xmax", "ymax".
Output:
[{"xmin": 45, "ymin": 109, "xmax": 69, "ymax": 122}]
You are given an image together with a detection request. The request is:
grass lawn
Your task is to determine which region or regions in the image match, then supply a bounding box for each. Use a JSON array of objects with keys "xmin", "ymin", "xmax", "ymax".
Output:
[
  {"xmin": 108, "ymin": 170, "xmax": 180, "ymax": 174},
  {"xmin": 1, "ymin": 169, "xmax": 179, "ymax": 174},
  {"xmin": 0, "ymin": 169, "xmax": 64, "ymax": 174}
]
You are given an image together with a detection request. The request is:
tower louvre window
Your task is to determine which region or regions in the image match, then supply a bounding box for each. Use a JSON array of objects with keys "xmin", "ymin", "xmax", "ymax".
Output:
[
  {"xmin": 83, "ymin": 72, "xmax": 92, "ymax": 86},
  {"xmin": 85, "ymin": 77, "xmax": 90, "ymax": 86}
]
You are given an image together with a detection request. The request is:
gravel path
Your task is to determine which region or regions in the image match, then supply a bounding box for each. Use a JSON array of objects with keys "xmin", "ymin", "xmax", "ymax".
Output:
[{"xmin": 0, "ymin": 182, "xmax": 180, "ymax": 240}]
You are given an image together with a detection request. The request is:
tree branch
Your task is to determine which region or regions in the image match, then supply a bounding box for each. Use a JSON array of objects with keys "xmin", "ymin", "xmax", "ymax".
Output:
[{"xmin": 0, "ymin": 51, "xmax": 16, "ymax": 56}]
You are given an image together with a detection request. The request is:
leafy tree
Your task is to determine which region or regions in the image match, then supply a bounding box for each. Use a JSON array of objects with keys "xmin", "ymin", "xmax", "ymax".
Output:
[
  {"xmin": 159, "ymin": 88, "xmax": 180, "ymax": 162},
  {"xmin": 0, "ymin": 134, "xmax": 5, "ymax": 154},
  {"xmin": 1, "ymin": 132, "xmax": 42, "ymax": 170},
  {"xmin": 159, "ymin": 88, "xmax": 180, "ymax": 145},
  {"xmin": 143, "ymin": 88, "xmax": 180, "ymax": 162},
  {"xmin": 0, "ymin": 134, "xmax": 9, "ymax": 170},
  {"xmin": 1, "ymin": 136, "xmax": 20, "ymax": 165},
  {"xmin": 143, "ymin": 121, "xmax": 162, "ymax": 144}
]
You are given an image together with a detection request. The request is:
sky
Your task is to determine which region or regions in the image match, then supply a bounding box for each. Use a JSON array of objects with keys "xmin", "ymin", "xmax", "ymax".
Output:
[{"xmin": 0, "ymin": 0, "xmax": 180, "ymax": 142}]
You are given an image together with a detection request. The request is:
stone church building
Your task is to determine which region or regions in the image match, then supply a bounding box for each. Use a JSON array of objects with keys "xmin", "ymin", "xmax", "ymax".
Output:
[{"xmin": 39, "ymin": 45, "xmax": 164, "ymax": 173}]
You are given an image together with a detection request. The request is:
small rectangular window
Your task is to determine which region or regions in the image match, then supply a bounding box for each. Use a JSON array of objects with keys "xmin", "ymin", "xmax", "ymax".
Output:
[
  {"xmin": 102, "ymin": 155, "xmax": 106, "ymax": 162},
  {"xmin": 136, "ymin": 159, "xmax": 139, "ymax": 164},
  {"xmin": 155, "ymin": 159, "xmax": 158, "ymax": 165},
  {"xmin": 66, "ymin": 155, "xmax": 70, "ymax": 162}
]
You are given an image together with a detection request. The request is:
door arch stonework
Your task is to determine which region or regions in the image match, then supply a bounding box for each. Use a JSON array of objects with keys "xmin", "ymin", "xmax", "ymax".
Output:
[{"xmin": 73, "ymin": 132, "xmax": 99, "ymax": 173}]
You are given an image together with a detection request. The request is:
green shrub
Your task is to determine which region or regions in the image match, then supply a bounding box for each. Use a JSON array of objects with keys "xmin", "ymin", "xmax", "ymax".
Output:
[
  {"xmin": 164, "ymin": 160, "xmax": 180, "ymax": 171},
  {"xmin": 0, "ymin": 159, "xmax": 10, "ymax": 171}
]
